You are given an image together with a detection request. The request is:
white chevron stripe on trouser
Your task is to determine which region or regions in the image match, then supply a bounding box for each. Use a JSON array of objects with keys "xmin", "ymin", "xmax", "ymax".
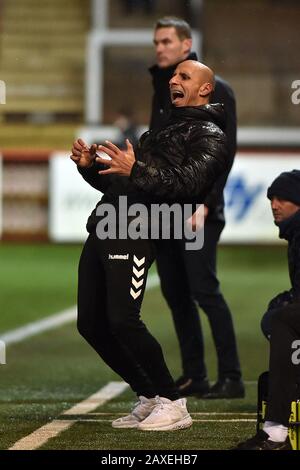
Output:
[
  {"xmin": 130, "ymin": 254, "xmax": 146, "ymax": 300},
  {"xmin": 133, "ymin": 255, "xmax": 145, "ymax": 267},
  {"xmin": 133, "ymin": 266, "xmax": 144, "ymax": 278},
  {"xmin": 131, "ymin": 277, "xmax": 143, "ymax": 290},
  {"xmin": 130, "ymin": 288, "xmax": 142, "ymax": 300}
]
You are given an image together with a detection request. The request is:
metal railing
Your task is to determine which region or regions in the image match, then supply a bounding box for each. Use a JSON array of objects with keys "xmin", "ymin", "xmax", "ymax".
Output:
[{"xmin": 86, "ymin": 0, "xmax": 201, "ymax": 124}]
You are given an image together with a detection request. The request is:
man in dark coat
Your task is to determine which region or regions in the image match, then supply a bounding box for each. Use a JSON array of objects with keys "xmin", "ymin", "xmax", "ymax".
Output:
[
  {"xmin": 71, "ymin": 60, "xmax": 228, "ymax": 431},
  {"xmin": 150, "ymin": 16, "xmax": 243, "ymax": 398},
  {"xmin": 234, "ymin": 170, "xmax": 300, "ymax": 450},
  {"xmin": 261, "ymin": 171, "xmax": 300, "ymax": 339}
]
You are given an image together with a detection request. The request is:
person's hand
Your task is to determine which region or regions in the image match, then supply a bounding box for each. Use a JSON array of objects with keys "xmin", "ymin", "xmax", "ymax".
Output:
[
  {"xmin": 95, "ymin": 139, "xmax": 135, "ymax": 176},
  {"xmin": 187, "ymin": 205, "xmax": 209, "ymax": 232},
  {"xmin": 70, "ymin": 138, "xmax": 97, "ymax": 168},
  {"xmin": 267, "ymin": 291, "xmax": 292, "ymax": 310}
]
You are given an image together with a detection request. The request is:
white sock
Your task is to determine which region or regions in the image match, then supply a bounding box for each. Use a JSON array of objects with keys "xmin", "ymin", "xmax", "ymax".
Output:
[{"xmin": 263, "ymin": 421, "xmax": 288, "ymax": 442}]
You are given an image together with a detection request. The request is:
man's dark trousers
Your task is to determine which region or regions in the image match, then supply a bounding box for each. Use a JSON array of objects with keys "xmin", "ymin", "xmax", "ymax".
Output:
[
  {"xmin": 266, "ymin": 303, "xmax": 300, "ymax": 426},
  {"xmin": 77, "ymin": 230, "xmax": 179, "ymax": 400},
  {"xmin": 156, "ymin": 219, "xmax": 241, "ymax": 382}
]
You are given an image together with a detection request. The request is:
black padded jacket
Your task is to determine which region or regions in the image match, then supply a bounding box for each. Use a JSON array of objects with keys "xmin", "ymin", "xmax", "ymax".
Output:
[
  {"xmin": 78, "ymin": 104, "xmax": 229, "ymax": 233},
  {"xmin": 149, "ymin": 51, "xmax": 237, "ymax": 222},
  {"xmin": 267, "ymin": 210, "xmax": 300, "ymax": 310}
]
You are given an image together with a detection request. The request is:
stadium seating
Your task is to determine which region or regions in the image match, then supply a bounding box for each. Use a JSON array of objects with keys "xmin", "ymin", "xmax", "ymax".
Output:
[{"xmin": 0, "ymin": 0, "xmax": 90, "ymax": 120}]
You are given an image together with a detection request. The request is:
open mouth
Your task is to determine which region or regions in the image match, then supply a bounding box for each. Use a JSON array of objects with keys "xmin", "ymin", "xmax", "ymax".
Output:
[{"xmin": 171, "ymin": 90, "xmax": 184, "ymax": 102}]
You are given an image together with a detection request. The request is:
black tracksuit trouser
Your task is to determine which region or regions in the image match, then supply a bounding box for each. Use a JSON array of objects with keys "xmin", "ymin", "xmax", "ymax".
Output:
[
  {"xmin": 156, "ymin": 220, "xmax": 241, "ymax": 381},
  {"xmin": 77, "ymin": 230, "xmax": 179, "ymax": 401},
  {"xmin": 265, "ymin": 303, "xmax": 300, "ymax": 426}
]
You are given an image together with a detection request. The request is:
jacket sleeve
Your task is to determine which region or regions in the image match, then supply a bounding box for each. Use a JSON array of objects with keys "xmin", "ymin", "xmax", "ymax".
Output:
[
  {"xmin": 130, "ymin": 128, "xmax": 228, "ymax": 201},
  {"xmin": 77, "ymin": 161, "xmax": 112, "ymax": 193},
  {"xmin": 291, "ymin": 235, "xmax": 300, "ymax": 302},
  {"xmin": 203, "ymin": 172, "xmax": 228, "ymax": 210},
  {"xmin": 267, "ymin": 235, "xmax": 300, "ymax": 308}
]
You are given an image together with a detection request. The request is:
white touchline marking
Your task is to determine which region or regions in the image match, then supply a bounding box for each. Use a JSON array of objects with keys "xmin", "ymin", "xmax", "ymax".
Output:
[
  {"xmin": 9, "ymin": 381, "xmax": 129, "ymax": 451},
  {"xmin": 70, "ymin": 418, "xmax": 257, "ymax": 424},
  {"xmin": 145, "ymin": 272, "xmax": 160, "ymax": 289},
  {"xmin": 62, "ymin": 382, "xmax": 128, "ymax": 416},
  {"xmin": 0, "ymin": 273, "xmax": 160, "ymax": 346},
  {"xmin": 191, "ymin": 419, "xmax": 256, "ymax": 423},
  {"xmin": 0, "ymin": 306, "xmax": 76, "ymax": 346},
  {"xmin": 9, "ymin": 420, "xmax": 74, "ymax": 450}
]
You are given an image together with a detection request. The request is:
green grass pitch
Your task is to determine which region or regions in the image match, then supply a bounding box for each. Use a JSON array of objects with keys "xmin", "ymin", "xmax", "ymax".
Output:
[{"xmin": 0, "ymin": 242, "xmax": 289, "ymax": 450}]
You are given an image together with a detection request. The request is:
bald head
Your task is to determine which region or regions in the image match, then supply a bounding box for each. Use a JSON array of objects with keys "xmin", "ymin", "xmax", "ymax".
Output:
[
  {"xmin": 184, "ymin": 60, "xmax": 215, "ymax": 87},
  {"xmin": 169, "ymin": 60, "xmax": 215, "ymax": 107}
]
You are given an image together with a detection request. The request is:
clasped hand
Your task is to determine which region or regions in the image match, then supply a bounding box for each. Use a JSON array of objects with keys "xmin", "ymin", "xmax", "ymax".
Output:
[
  {"xmin": 96, "ymin": 139, "xmax": 135, "ymax": 177},
  {"xmin": 70, "ymin": 138, "xmax": 135, "ymax": 177}
]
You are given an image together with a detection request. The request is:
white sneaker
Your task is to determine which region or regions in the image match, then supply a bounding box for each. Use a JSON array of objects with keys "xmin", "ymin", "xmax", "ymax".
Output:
[
  {"xmin": 112, "ymin": 396, "xmax": 156, "ymax": 429},
  {"xmin": 137, "ymin": 396, "xmax": 193, "ymax": 431}
]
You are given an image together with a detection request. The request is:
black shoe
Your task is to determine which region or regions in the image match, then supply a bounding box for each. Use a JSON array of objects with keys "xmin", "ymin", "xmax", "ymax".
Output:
[
  {"xmin": 175, "ymin": 376, "xmax": 190, "ymax": 387},
  {"xmin": 231, "ymin": 430, "xmax": 292, "ymax": 450},
  {"xmin": 175, "ymin": 376, "xmax": 210, "ymax": 397},
  {"xmin": 202, "ymin": 378, "xmax": 245, "ymax": 399}
]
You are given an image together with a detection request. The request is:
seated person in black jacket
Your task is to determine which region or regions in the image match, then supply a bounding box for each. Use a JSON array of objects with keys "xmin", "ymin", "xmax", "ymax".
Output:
[
  {"xmin": 70, "ymin": 60, "xmax": 228, "ymax": 432},
  {"xmin": 234, "ymin": 170, "xmax": 300, "ymax": 450}
]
